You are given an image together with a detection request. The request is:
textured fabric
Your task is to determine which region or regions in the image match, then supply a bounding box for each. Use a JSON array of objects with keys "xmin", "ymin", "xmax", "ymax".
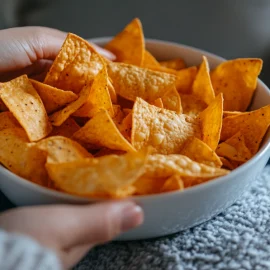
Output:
[
  {"xmin": 0, "ymin": 230, "xmax": 62, "ymax": 270},
  {"xmin": 75, "ymin": 165, "xmax": 270, "ymax": 270}
]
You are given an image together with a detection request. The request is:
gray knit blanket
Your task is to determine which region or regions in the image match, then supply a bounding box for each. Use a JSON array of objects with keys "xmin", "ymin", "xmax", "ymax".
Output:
[{"xmin": 75, "ymin": 165, "xmax": 270, "ymax": 270}]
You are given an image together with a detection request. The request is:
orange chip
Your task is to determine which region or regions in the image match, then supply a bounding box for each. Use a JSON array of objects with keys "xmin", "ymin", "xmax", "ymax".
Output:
[
  {"xmin": 0, "ymin": 75, "xmax": 52, "ymax": 141},
  {"xmin": 46, "ymin": 151, "xmax": 147, "ymax": 197},
  {"xmin": 123, "ymin": 108, "xmax": 132, "ymax": 115},
  {"xmin": 199, "ymin": 93, "xmax": 223, "ymax": 150},
  {"xmin": 216, "ymin": 132, "xmax": 252, "ymax": 162},
  {"xmin": 37, "ymin": 136, "xmax": 92, "ymax": 163},
  {"xmin": 192, "ymin": 56, "xmax": 215, "ymax": 105},
  {"xmin": 108, "ymin": 79, "xmax": 117, "ymax": 104},
  {"xmin": 145, "ymin": 154, "xmax": 229, "ymax": 178},
  {"xmin": 143, "ymin": 50, "xmax": 160, "ymax": 67},
  {"xmin": 159, "ymin": 58, "xmax": 186, "ymax": 70},
  {"xmin": 44, "ymin": 33, "xmax": 104, "ymax": 93},
  {"xmin": 73, "ymin": 110, "xmax": 136, "ymax": 152},
  {"xmin": 0, "ymin": 112, "xmax": 21, "ymax": 131},
  {"xmin": 161, "ymin": 87, "xmax": 182, "ymax": 113},
  {"xmin": 0, "ymin": 128, "xmax": 47, "ymax": 185},
  {"xmin": 151, "ymin": 98, "xmax": 164, "ymax": 108},
  {"xmin": 107, "ymin": 62, "xmax": 177, "ymax": 102},
  {"xmin": 94, "ymin": 148, "xmax": 126, "ymax": 157},
  {"xmin": 180, "ymin": 94, "xmax": 206, "ymax": 116},
  {"xmin": 181, "ymin": 137, "xmax": 222, "ymax": 167},
  {"xmin": 49, "ymin": 80, "xmax": 92, "ymax": 126},
  {"xmin": 30, "ymin": 79, "xmax": 78, "ymax": 114},
  {"xmin": 118, "ymin": 112, "xmax": 132, "ymax": 141},
  {"xmin": 221, "ymin": 105, "xmax": 270, "ymax": 155},
  {"xmin": 223, "ymin": 111, "xmax": 242, "ymax": 118},
  {"xmin": 72, "ymin": 67, "xmax": 113, "ymax": 118},
  {"xmin": 132, "ymin": 98, "xmax": 200, "ymax": 154},
  {"xmin": 211, "ymin": 58, "xmax": 263, "ymax": 111},
  {"xmin": 49, "ymin": 118, "xmax": 80, "ymax": 138},
  {"xmin": 175, "ymin": 66, "xmax": 197, "ymax": 94},
  {"xmin": 134, "ymin": 176, "xmax": 167, "ymax": 195},
  {"xmin": 161, "ymin": 174, "xmax": 184, "ymax": 192},
  {"xmin": 105, "ymin": 18, "xmax": 145, "ymax": 66},
  {"xmin": 112, "ymin": 105, "xmax": 125, "ymax": 126}
]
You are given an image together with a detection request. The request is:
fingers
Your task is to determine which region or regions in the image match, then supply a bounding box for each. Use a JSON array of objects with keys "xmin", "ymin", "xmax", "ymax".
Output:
[
  {"xmin": 90, "ymin": 43, "xmax": 116, "ymax": 61},
  {"xmin": 55, "ymin": 201, "xmax": 143, "ymax": 249}
]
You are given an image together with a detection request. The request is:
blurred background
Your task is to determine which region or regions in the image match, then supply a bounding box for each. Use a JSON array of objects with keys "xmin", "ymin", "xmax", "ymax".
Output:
[{"xmin": 1, "ymin": 0, "xmax": 270, "ymax": 83}]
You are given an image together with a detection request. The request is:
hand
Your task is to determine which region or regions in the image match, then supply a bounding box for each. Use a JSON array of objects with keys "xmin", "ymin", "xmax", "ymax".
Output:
[
  {"xmin": 0, "ymin": 201, "xmax": 143, "ymax": 269},
  {"xmin": 0, "ymin": 26, "xmax": 115, "ymax": 82}
]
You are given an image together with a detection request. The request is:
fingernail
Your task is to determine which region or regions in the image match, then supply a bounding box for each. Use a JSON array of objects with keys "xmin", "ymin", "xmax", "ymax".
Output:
[{"xmin": 121, "ymin": 204, "xmax": 144, "ymax": 232}]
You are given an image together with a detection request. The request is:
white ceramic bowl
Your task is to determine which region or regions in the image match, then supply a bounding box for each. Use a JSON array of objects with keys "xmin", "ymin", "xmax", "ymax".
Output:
[{"xmin": 0, "ymin": 38, "xmax": 269, "ymax": 241}]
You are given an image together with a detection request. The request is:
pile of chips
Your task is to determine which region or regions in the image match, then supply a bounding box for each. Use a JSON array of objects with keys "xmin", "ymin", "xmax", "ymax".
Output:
[{"xmin": 0, "ymin": 18, "xmax": 269, "ymax": 198}]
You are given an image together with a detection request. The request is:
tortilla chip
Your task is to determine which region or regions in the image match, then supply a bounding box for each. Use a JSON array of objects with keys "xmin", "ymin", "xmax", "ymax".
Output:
[
  {"xmin": 192, "ymin": 56, "xmax": 215, "ymax": 105},
  {"xmin": 151, "ymin": 98, "xmax": 164, "ymax": 108},
  {"xmin": 94, "ymin": 148, "xmax": 126, "ymax": 157},
  {"xmin": 221, "ymin": 105, "xmax": 270, "ymax": 155},
  {"xmin": 159, "ymin": 58, "xmax": 186, "ymax": 70},
  {"xmin": 199, "ymin": 93, "xmax": 223, "ymax": 150},
  {"xmin": 162, "ymin": 87, "xmax": 182, "ymax": 113},
  {"xmin": 44, "ymin": 33, "xmax": 104, "ymax": 93},
  {"xmin": 73, "ymin": 110, "xmax": 135, "ymax": 152},
  {"xmin": 216, "ymin": 132, "xmax": 252, "ymax": 162},
  {"xmin": 49, "ymin": 118, "xmax": 80, "ymax": 138},
  {"xmin": 132, "ymin": 98, "xmax": 201, "ymax": 154},
  {"xmin": 211, "ymin": 58, "xmax": 263, "ymax": 111},
  {"xmin": 181, "ymin": 137, "xmax": 222, "ymax": 167},
  {"xmin": 143, "ymin": 50, "xmax": 160, "ymax": 67},
  {"xmin": 108, "ymin": 79, "xmax": 117, "ymax": 103},
  {"xmin": 145, "ymin": 154, "xmax": 229, "ymax": 178},
  {"xmin": 118, "ymin": 112, "xmax": 132, "ymax": 141},
  {"xmin": 105, "ymin": 18, "xmax": 145, "ymax": 66},
  {"xmin": 134, "ymin": 176, "xmax": 167, "ymax": 195},
  {"xmin": 161, "ymin": 174, "xmax": 184, "ymax": 192},
  {"xmin": 112, "ymin": 105, "xmax": 125, "ymax": 126},
  {"xmin": 37, "ymin": 136, "xmax": 92, "ymax": 163},
  {"xmin": 107, "ymin": 62, "xmax": 177, "ymax": 102},
  {"xmin": 175, "ymin": 66, "xmax": 197, "ymax": 94},
  {"xmin": 30, "ymin": 79, "xmax": 78, "ymax": 114},
  {"xmin": 180, "ymin": 94, "xmax": 206, "ymax": 116},
  {"xmin": 46, "ymin": 151, "xmax": 147, "ymax": 197},
  {"xmin": 219, "ymin": 156, "xmax": 234, "ymax": 170},
  {"xmin": 49, "ymin": 80, "xmax": 92, "ymax": 126},
  {"xmin": 223, "ymin": 111, "xmax": 242, "ymax": 118},
  {"xmin": 0, "ymin": 128, "xmax": 47, "ymax": 185},
  {"xmin": 0, "ymin": 75, "xmax": 52, "ymax": 141},
  {"xmin": 72, "ymin": 67, "xmax": 113, "ymax": 118},
  {"xmin": 0, "ymin": 112, "xmax": 21, "ymax": 131}
]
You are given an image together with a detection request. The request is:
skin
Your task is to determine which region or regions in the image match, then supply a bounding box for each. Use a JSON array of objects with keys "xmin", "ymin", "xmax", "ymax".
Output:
[{"xmin": 0, "ymin": 26, "xmax": 143, "ymax": 269}]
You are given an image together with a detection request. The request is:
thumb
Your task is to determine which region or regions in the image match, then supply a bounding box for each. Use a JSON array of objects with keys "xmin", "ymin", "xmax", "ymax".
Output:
[{"xmin": 50, "ymin": 201, "xmax": 143, "ymax": 249}]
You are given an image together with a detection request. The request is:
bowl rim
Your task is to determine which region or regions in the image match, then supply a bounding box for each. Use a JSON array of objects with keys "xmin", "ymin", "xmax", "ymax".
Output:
[{"xmin": 1, "ymin": 38, "xmax": 269, "ymax": 203}]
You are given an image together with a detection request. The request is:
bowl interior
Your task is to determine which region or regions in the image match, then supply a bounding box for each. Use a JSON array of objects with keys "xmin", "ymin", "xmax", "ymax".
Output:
[{"xmin": 1, "ymin": 38, "xmax": 269, "ymax": 203}]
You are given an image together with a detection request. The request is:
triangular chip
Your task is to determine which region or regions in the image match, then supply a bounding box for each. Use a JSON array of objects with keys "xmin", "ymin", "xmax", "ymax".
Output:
[
  {"xmin": 216, "ymin": 132, "xmax": 252, "ymax": 162},
  {"xmin": 199, "ymin": 93, "xmax": 223, "ymax": 150},
  {"xmin": 49, "ymin": 80, "xmax": 92, "ymax": 126},
  {"xmin": 161, "ymin": 174, "xmax": 184, "ymax": 192},
  {"xmin": 108, "ymin": 79, "xmax": 117, "ymax": 104},
  {"xmin": 72, "ymin": 67, "xmax": 113, "ymax": 118},
  {"xmin": 161, "ymin": 87, "xmax": 182, "ymax": 113},
  {"xmin": 44, "ymin": 33, "xmax": 104, "ymax": 93},
  {"xmin": 0, "ymin": 112, "xmax": 21, "ymax": 131},
  {"xmin": 175, "ymin": 66, "xmax": 197, "ymax": 94},
  {"xmin": 134, "ymin": 176, "xmax": 167, "ymax": 195},
  {"xmin": 223, "ymin": 111, "xmax": 242, "ymax": 118},
  {"xmin": 221, "ymin": 105, "xmax": 270, "ymax": 155},
  {"xmin": 145, "ymin": 154, "xmax": 229, "ymax": 178},
  {"xmin": 180, "ymin": 94, "xmax": 206, "ymax": 116},
  {"xmin": 0, "ymin": 75, "xmax": 52, "ymax": 141},
  {"xmin": 131, "ymin": 98, "xmax": 200, "ymax": 154},
  {"xmin": 159, "ymin": 58, "xmax": 186, "ymax": 70},
  {"xmin": 30, "ymin": 79, "xmax": 78, "ymax": 114},
  {"xmin": 192, "ymin": 56, "xmax": 215, "ymax": 105},
  {"xmin": 151, "ymin": 98, "xmax": 164, "ymax": 108},
  {"xmin": 73, "ymin": 110, "xmax": 135, "ymax": 152},
  {"xmin": 210, "ymin": 58, "xmax": 263, "ymax": 111},
  {"xmin": 49, "ymin": 118, "xmax": 80, "ymax": 138},
  {"xmin": 0, "ymin": 128, "xmax": 47, "ymax": 185},
  {"xmin": 143, "ymin": 50, "xmax": 160, "ymax": 67},
  {"xmin": 181, "ymin": 137, "xmax": 222, "ymax": 167},
  {"xmin": 107, "ymin": 62, "xmax": 177, "ymax": 102},
  {"xmin": 105, "ymin": 18, "xmax": 144, "ymax": 66},
  {"xmin": 37, "ymin": 136, "xmax": 92, "ymax": 163},
  {"xmin": 46, "ymin": 151, "xmax": 147, "ymax": 197}
]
